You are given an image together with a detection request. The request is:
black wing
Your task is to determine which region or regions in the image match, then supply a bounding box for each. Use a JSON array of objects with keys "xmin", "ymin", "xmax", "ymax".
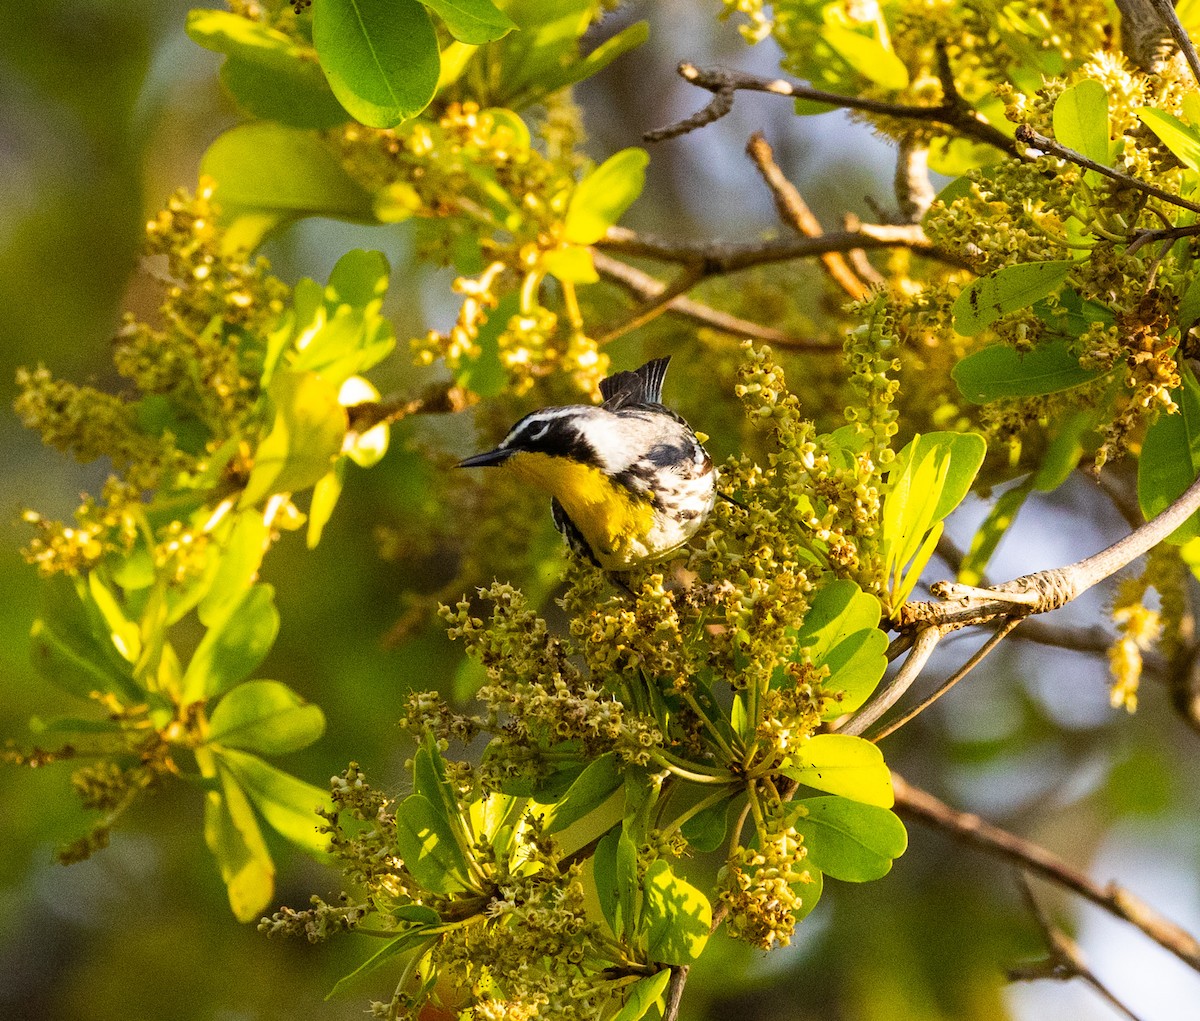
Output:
[{"xmin": 600, "ymin": 357, "xmax": 670, "ymax": 410}]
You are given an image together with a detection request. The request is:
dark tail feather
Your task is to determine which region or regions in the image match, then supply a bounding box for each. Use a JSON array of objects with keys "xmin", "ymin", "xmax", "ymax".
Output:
[{"xmin": 600, "ymin": 356, "xmax": 671, "ymax": 408}]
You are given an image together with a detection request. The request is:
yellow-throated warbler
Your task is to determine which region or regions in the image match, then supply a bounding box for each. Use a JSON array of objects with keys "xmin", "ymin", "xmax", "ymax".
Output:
[{"xmin": 458, "ymin": 357, "xmax": 716, "ymax": 570}]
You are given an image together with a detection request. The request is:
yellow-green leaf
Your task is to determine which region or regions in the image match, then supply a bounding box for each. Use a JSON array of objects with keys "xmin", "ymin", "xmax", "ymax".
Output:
[{"xmin": 781, "ymin": 734, "xmax": 894, "ymax": 807}]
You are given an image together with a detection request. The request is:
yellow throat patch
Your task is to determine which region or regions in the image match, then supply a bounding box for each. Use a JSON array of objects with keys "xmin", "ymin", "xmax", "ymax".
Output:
[{"xmin": 506, "ymin": 451, "xmax": 654, "ymax": 566}]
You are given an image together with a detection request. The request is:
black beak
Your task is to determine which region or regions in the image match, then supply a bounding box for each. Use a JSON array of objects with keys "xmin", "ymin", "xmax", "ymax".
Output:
[{"xmin": 457, "ymin": 448, "xmax": 512, "ymax": 468}]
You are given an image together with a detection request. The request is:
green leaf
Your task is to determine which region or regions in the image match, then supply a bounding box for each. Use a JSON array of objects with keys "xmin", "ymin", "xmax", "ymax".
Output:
[
  {"xmin": 327, "ymin": 929, "xmax": 438, "ymax": 1000},
  {"xmin": 890, "ymin": 432, "xmax": 986, "ymax": 525},
  {"xmin": 818, "ymin": 629, "xmax": 889, "ymax": 719},
  {"xmin": 1138, "ymin": 108, "xmax": 1200, "ymax": 172},
  {"xmin": 183, "ymin": 584, "xmax": 280, "ymax": 701},
  {"xmin": 593, "ymin": 828, "xmax": 622, "ymax": 936},
  {"xmin": 781, "ymin": 734, "xmax": 894, "ymax": 807},
  {"xmin": 543, "ymin": 752, "xmax": 622, "ymax": 834},
  {"xmin": 307, "ymin": 460, "xmax": 346, "ymax": 550},
  {"xmin": 953, "ymin": 338, "xmax": 1108, "ymax": 403},
  {"xmin": 207, "ymin": 680, "xmax": 326, "ymax": 755},
  {"xmin": 789, "ymin": 797, "xmax": 907, "ymax": 882},
  {"xmin": 395, "ymin": 794, "xmax": 473, "ymax": 894},
  {"xmin": 640, "ymin": 860, "xmax": 711, "ymax": 965},
  {"xmin": 819, "ymin": 25, "xmax": 909, "ymax": 90},
  {"xmin": 613, "ymin": 971, "xmax": 672, "ymax": 1021},
  {"xmin": 217, "ymin": 747, "xmax": 333, "ymax": 855},
  {"xmin": 29, "ymin": 618, "xmax": 141, "ymax": 704},
  {"xmin": 186, "ymin": 9, "xmax": 349, "ymax": 129},
  {"xmin": 204, "ymin": 755, "xmax": 275, "ymax": 921},
  {"xmin": 533, "ymin": 19, "xmax": 649, "ymax": 97},
  {"xmin": 795, "ymin": 578, "xmax": 881, "ymax": 661},
  {"xmin": 419, "ymin": 0, "xmax": 516, "ymax": 43},
  {"xmin": 958, "ymin": 478, "xmax": 1034, "ymax": 587},
  {"xmin": 792, "ymin": 867, "xmax": 823, "ymax": 923},
  {"xmin": 239, "ymin": 371, "xmax": 347, "ymax": 508},
  {"xmin": 563, "ymin": 148, "xmax": 649, "ymax": 245},
  {"xmin": 312, "ymin": 0, "xmax": 440, "ymax": 128},
  {"xmin": 30, "ymin": 575, "xmax": 143, "ymax": 704},
  {"xmin": 201, "ymin": 124, "xmax": 375, "ymax": 250},
  {"xmin": 1053, "ymin": 80, "xmax": 1110, "ymax": 165},
  {"xmin": 198, "ymin": 509, "xmax": 271, "ymax": 626},
  {"xmin": 952, "ymin": 260, "xmax": 1073, "ymax": 336},
  {"xmin": 325, "ymin": 249, "xmax": 391, "ymax": 310},
  {"xmin": 679, "ymin": 793, "xmax": 734, "ymax": 853},
  {"xmin": 1139, "ymin": 369, "xmax": 1200, "ymax": 542}
]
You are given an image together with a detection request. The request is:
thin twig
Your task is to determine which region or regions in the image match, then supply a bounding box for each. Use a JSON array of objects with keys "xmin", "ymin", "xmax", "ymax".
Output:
[
  {"xmin": 1011, "ymin": 875, "xmax": 1147, "ymax": 1021},
  {"xmin": 662, "ymin": 965, "xmax": 689, "ymax": 1021},
  {"xmin": 646, "ymin": 62, "xmax": 1014, "ymax": 153},
  {"xmin": 599, "ymin": 223, "xmax": 967, "ymax": 273},
  {"xmin": 870, "ymin": 617, "xmax": 1022, "ymax": 741},
  {"xmin": 745, "ymin": 132, "xmax": 870, "ymax": 299},
  {"xmin": 591, "ymin": 252, "xmax": 837, "ymax": 350},
  {"xmin": 839, "ymin": 626, "xmax": 943, "ymax": 735},
  {"xmin": 1148, "ymin": 0, "xmax": 1200, "ymax": 87},
  {"xmin": 1015, "ymin": 125, "xmax": 1200, "ymax": 217},
  {"xmin": 893, "ymin": 774, "xmax": 1200, "ymax": 971},
  {"xmin": 897, "ymin": 471, "xmax": 1200, "ymax": 631},
  {"xmin": 593, "ymin": 265, "xmax": 706, "ymax": 347}
]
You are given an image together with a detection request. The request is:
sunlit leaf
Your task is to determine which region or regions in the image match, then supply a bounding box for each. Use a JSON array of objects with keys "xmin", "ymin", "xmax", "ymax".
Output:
[
  {"xmin": 239, "ymin": 371, "xmax": 347, "ymax": 508},
  {"xmin": 613, "ymin": 971, "xmax": 672, "ymax": 1021},
  {"xmin": 186, "ymin": 9, "xmax": 349, "ymax": 129},
  {"xmin": 201, "ymin": 124, "xmax": 375, "ymax": 249},
  {"xmin": 217, "ymin": 747, "xmax": 333, "ymax": 855},
  {"xmin": 1138, "ymin": 107, "xmax": 1200, "ymax": 171},
  {"xmin": 640, "ymin": 859, "xmax": 711, "ymax": 965},
  {"xmin": 203, "ymin": 755, "xmax": 274, "ymax": 922},
  {"xmin": 395, "ymin": 794, "xmax": 473, "ymax": 894},
  {"xmin": 781, "ymin": 734, "xmax": 894, "ymax": 807},
  {"xmin": 1053, "ymin": 79, "xmax": 1109, "ymax": 164},
  {"xmin": 820, "ymin": 25, "xmax": 909, "ymax": 90},
  {"xmin": 563, "ymin": 148, "xmax": 649, "ymax": 246}
]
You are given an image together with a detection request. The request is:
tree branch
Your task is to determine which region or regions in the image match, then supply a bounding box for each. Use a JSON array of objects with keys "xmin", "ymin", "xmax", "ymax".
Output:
[
  {"xmin": 593, "ymin": 265, "xmax": 706, "ymax": 347},
  {"xmin": 645, "ymin": 62, "xmax": 1015, "ymax": 154},
  {"xmin": 599, "ymin": 223, "xmax": 967, "ymax": 273},
  {"xmin": 591, "ymin": 252, "xmax": 840, "ymax": 350},
  {"xmin": 1011, "ymin": 874, "xmax": 1147, "ymax": 1021},
  {"xmin": 1147, "ymin": 0, "xmax": 1200, "ymax": 87},
  {"xmin": 744, "ymin": 132, "xmax": 871, "ymax": 300},
  {"xmin": 892, "ymin": 774, "xmax": 1200, "ymax": 971}
]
